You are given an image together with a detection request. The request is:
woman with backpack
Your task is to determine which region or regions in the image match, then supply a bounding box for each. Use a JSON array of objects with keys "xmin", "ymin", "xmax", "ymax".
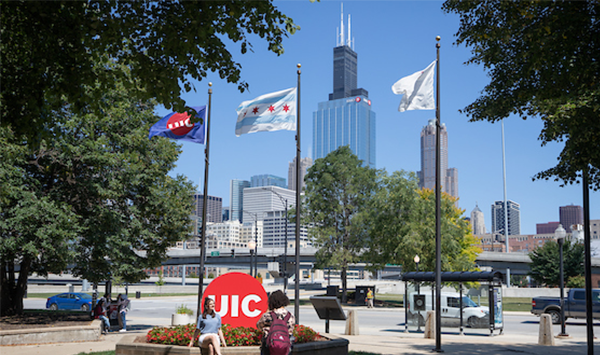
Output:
[
  {"xmin": 188, "ymin": 298, "xmax": 227, "ymax": 355},
  {"xmin": 256, "ymin": 290, "xmax": 295, "ymax": 355}
]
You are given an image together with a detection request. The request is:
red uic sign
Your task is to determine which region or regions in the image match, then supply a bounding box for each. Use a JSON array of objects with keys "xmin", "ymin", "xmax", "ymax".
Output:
[
  {"xmin": 202, "ymin": 272, "xmax": 268, "ymax": 328},
  {"xmin": 167, "ymin": 112, "xmax": 194, "ymax": 136}
]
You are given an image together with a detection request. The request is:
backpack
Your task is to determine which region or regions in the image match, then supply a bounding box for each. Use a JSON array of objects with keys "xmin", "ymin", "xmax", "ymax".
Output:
[
  {"xmin": 265, "ymin": 311, "xmax": 292, "ymax": 355},
  {"xmin": 93, "ymin": 303, "xmax": 103, "ymax": 319}
]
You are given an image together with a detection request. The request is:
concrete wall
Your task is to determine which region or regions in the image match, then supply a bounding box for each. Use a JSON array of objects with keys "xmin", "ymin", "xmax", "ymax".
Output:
[{"xmin": 0, "ymin": 320, "xmax": 101, "ymax": 345}]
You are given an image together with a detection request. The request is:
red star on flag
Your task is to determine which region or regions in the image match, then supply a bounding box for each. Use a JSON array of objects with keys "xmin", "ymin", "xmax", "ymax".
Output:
[
  {"xmin": 268, "ymin": 105, "xmax": 275, "ymax": 112},
  {"xmin": 252, "ymin": 107, "xmax": 260, "ymax": 114},
  {"xmin": 282, "ymin": 104, "xmax": 290, "ymax": 113}
]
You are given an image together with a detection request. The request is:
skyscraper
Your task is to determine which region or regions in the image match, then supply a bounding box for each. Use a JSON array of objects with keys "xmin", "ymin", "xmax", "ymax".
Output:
[
  {"xmin": 193, "ymin": 194, "xmax": 223, "ymax": 223},
  {"xmin": 288, "ymin": 157, "xmax": 313, "ymax": 191},
  {"xmin": 230, "ymin": 179, "xmax": 250, "ymax": 223},
  {"xmin": 559, "ymin": 204, "xmax": 583, "ymax": 233},
  {"xmin": 491, "ymin": 200, "xmax": 521, "ymax": 236},
  {"xmin": 313, "ymin": 6, "xmax": 376, "ymax": 168},
  {"xmin": 470, "ymin": 203, "xmax": 486, "ymax": 235},
  {"xmin": 251, "ymin": 174, "xmax": 286, "ymax": 188},
  {"xmin": 417, "ymin": 119, "xmax": 459, "ymax": 201}
]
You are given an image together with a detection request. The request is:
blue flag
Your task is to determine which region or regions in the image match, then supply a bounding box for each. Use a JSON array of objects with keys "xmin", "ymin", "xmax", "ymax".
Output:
[{"xmin": 149, "ymin": 106, "xmax": 206, "ymax": 144}]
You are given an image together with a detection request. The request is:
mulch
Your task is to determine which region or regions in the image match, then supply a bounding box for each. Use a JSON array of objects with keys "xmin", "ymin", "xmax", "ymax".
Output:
[{"xmin": 0, "ymin": 311, "xmax": 93, "ymax": 331}]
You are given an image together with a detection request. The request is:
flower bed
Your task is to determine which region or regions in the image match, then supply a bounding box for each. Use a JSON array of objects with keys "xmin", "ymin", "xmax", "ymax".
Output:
[{"xmin": 146, "ymin": 323, "xmax": 320, "ymax": 347}]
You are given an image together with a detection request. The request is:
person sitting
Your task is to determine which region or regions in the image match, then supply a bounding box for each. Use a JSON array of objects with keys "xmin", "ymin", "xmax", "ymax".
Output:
[
  {"xmin": 188, "ymin": 298, "xmax": 227, "ymax": 355},
  {"xmin": 94, "ymin": 299, "xmax": 111, "ymax": 334}
]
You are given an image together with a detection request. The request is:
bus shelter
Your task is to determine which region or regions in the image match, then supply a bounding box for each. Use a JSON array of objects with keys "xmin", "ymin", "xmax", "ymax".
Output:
[{"xmin": 401, "ymin": 271, "xmax": 504, "ymax": 335}]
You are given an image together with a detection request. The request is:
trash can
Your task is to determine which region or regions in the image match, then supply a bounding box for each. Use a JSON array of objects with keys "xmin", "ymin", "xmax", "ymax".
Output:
[
  {"xmin": 136, "ymin": 291, "xmax": 141, "ymax": 299},
  {"xmin": 326, "ymin": 285, "xmax": 339, "ymax": 297},
  {"xmin": 355, "ymin": 285, "xmax": 376, "ymax": 306}
]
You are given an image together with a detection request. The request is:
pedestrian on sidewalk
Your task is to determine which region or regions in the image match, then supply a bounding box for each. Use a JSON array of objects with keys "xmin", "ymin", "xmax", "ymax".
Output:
[
  {"xmin": 188, "ymin": 298, "xmax": 227, "ymax": 355},
  {"xmin": 256, "ymin": 290, "xmax": 295, "ymax": 355},
  {"xmin": 116, "ymin": 294, "xmax": 129, "ymax": 332},
  {"xmin": 366, "ymin": 288, "xmax": 374, "ymax": 308}
]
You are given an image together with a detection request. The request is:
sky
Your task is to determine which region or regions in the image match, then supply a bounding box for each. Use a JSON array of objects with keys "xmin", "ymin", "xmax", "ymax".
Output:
[{"xmin": 155, "ymin": 0, "xmax": 598, "ymax": 235}]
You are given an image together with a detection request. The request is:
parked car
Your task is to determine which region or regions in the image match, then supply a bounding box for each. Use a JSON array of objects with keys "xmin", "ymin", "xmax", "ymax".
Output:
[
  {"xmin": 407, "ymin": 292, "xmax": 489, "ymax": 328},
  {"xmin": 531, "ymin": 288, "xmax": 600, "ymax": 324},
  {"xmin": 46, "ymin": 292, "xmax": 93, "ymax": 311}
]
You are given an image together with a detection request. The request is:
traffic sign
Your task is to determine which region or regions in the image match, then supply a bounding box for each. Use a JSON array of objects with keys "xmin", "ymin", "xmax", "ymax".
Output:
[{"xmin": 210, "ymin": 251, "xmax": 220, "ymax": 256}]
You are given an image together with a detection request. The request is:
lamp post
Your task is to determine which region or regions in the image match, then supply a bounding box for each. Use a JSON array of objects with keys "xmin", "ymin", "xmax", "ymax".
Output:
[
  {"xmin": 414, "ymin": 255, "xmax": 421, "ymax": 332},
  {"xmin": 243, "ymin": 211, "xmax": 259, "ymax": 278},
  {"xmin": 248, "ymin": 240, "xmax": 256, "ymax": 277},
  {"xmin": 555, "ymin": 223, "xmax": 569, "ymax": 337},
  {"xmin": 263, "ymin": 188, "xmax": 289, "ymax": 291}
]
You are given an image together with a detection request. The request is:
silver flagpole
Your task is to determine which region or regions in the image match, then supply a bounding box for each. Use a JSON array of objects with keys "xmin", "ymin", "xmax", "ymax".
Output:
[
  {"xmin": 294, "ymin": 64, "xmax": 302, "ymax": 324},
  {"xmin": 434, "ymin": 36, "xmax": 443, "ymax": 353},
  {"xmin": 197, "ymin": 83, "xmax": 213, "ymax": 319}
]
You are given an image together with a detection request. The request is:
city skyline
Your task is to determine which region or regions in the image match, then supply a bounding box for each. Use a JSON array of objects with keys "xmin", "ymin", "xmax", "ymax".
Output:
[{"xmin": 156, "ymin": 1, "xmax": 598, "ymax": 235}]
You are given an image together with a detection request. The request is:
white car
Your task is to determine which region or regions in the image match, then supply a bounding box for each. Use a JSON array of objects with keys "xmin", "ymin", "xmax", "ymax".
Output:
[{"xmin": 408, "ymin": 292, "xmax": 489, "ymax": 328}]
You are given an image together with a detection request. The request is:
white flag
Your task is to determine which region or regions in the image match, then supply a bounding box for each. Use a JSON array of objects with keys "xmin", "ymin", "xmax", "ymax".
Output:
[
  {"xmin": 392, "ymin": 61, "xmax": 436, "ymax": 112},
  {"xmin": 235, "ymin": 87, "xmax": 296, "ymax": 136}
]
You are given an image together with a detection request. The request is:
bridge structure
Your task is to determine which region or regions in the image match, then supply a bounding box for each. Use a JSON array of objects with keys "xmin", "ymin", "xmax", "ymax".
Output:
[{"xmin": 161, "ymin": 249, "xmax": 600, "ymax": 284}]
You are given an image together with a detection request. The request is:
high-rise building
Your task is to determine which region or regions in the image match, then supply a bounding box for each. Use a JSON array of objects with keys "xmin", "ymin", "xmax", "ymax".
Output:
[
  {"xmin": 559, "ymin": 205, "xmax": 583, "ymax": 233},
  {"xmin": 192, "ymin": 194, "xmax": 222, "ymax": 223},
  {"xmin": 288, "ymin": 157, "xmax": 313, "ymax": 191},
  {"xmin": 470, "ymin": 203, "xmax": 486, "ymax": 235},
  {"xmin": 242, "ymin": 186, "xmax": 296, "ymax": 220},
  {"xmin": 417, "ymin": 119, "xmax": 459, "ymax": 202},
  {"xmin": 536, "ymin": 221, "xmax": 561, "ymax": 234},
  {"xmin": 230, "ymin": 179, "xmax": 250, "ymax": 223},
  {"xmin": 312, "ymin": 7, "xmax": 376, "ymax": 168},
  {"xmin": 262, "ymin": 210, "xmax": 311, "ymax": 248},
  {"xmin": 491, "ymin": 200, "xmax": 521, "ymax": 236},
  {"xmin": 251, "ymin": 174, "xmax": 286, "ymax": 189}
]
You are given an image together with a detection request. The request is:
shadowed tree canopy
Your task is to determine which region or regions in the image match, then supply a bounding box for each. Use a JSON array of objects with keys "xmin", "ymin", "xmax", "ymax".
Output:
[
  {"xmin": 528, "ymin": 239, "xmax": 585, "ymax": 287},
  {"xmin": 442, "ymin": 1, "xmax": 600, "ymax": 189},
  {"xmin": 1, "ymin": 0, "xmax": 298, "ymax": 141},
  {"xmin": 0, "ymin": 61, "xmax": 196, "ymax": 316}
]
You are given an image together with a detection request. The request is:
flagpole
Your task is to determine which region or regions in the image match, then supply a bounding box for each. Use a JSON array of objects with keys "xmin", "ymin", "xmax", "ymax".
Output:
[
  {"xmin": 197, "ymin": 82, "xmax": 213, "ymax": 318},
  {"xmin": 294, "ymin": 64, "xmax": 301, "ymax": 325},
  {"xmin": 434, "ymin": 36, "xmax": 443, "ymax": 353}
]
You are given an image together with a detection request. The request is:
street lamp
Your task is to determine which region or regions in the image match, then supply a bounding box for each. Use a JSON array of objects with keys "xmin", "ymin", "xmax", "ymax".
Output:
[
  {"xmin": 555, "ymin": 223, "xmax": 569, "ymax": 337},
  {"xmin": 263, "ymin": 188, "xmax": 289, "ymax": 291},
  {"xmin": 414, "ymin": 255, "xmax": 421, "ymax": 332},
  {"xmin": 243, "ymin": 211, "xmax": 259, "ymax": 278},
  {"xmin": 248, "ymin": 240, "xmax": 256, "ymax": 277}
]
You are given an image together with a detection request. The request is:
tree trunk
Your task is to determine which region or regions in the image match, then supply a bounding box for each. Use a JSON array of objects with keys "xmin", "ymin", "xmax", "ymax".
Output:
[
  {"xmin": 1, "ymin": 257, "xmax": 29, "ymax": 316},
  {"xmin": 341, "ymin": 266, "xmax": 347, "ymax": 304}
]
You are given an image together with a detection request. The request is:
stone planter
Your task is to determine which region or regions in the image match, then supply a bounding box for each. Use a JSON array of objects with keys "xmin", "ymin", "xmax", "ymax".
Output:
[
  {"xmin": 171, "ymin": 313, "xmax": 196, "ymax": 326},
  {"xmin": 115, "ymin": 334, "xmax": 348, "ymax": 355}
]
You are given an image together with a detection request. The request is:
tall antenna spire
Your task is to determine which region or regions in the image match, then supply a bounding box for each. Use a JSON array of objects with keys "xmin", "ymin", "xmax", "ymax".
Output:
[
  {"xmin": 347, "ymin": 14, "xmax": 352, "ymax": 48},
  {"xmin": 339, "ymin": 3, "xmax": 345, "ymax": 47}
]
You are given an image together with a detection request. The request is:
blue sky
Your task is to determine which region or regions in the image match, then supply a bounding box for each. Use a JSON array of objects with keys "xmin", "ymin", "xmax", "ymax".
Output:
[{"xmin": 155, "ymin": 0, "xmax": 598, "ymax": 235}]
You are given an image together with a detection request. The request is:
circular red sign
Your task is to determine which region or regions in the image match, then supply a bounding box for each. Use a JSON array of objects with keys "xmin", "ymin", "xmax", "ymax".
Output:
[
  {"xmin": 202, "ymin": 272, "xmax": 268, "ymax": 328},
  {"xmin": 355, "ymin": 97, "xmax": 361, "ymax": 102},
  {"xmin": 167, "ymin": 112, "xmax": 194, "ymax": 136}
]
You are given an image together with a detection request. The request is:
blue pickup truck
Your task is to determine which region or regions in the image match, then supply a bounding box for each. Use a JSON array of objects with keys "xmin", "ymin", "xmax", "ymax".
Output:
[{"xmin": 531, "ymin": 288, "xmax": 600, "ymax": 324}]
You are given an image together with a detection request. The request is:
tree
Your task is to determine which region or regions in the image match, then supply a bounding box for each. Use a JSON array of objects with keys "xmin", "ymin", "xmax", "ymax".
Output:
[
  {"xmin": 442, "ymin": 1, "xmax": 600, "ymax": 189},
  {"xmin": 529, "ymin": 239, "xmax": 585, "ymax": 287},
  {"xmin": 304, "ymin": 146, "xmax": 378, "ymax": 303},
  {"xmin": 363, "ymin": 171, "xmax": 480, "ymax": 274},
  {"xmin": 1, "ymin": 1, "xmax": 299, "ymax": 142},
  {"xmin": 0, "ymin": 62, "xmax": 195, "ymax": 316}
]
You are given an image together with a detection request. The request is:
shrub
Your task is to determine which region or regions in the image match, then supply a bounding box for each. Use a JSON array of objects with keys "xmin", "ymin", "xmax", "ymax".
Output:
[
  {"xmin": 176, "ymin": 304, "xmax": 194, "ymax": 315},
  {"xmin": 146, "ymin": 323, "xmax": 320, "ymax": 347}
]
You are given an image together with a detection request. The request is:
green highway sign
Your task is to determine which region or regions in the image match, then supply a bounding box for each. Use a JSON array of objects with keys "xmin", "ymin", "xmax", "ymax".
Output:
[{"xmin": 210, "ymin": 251, "xmax": 220, "ymax": 256}]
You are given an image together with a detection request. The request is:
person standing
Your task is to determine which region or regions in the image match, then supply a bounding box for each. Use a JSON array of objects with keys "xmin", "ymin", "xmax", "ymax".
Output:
[
  {"xmin": 366, "ymin": 288, "xmax": 374, "ymax": 308},
  {"xmin": 256, "ymin": 290, "xmax": 295, "ymax": 355},
  {"xmin": 188, "ymin": 298, "xmax": 227, "ymax": 355},
  {"xmin": 116, "ymin": 294, "xmax": 129, "ymax": 332}
]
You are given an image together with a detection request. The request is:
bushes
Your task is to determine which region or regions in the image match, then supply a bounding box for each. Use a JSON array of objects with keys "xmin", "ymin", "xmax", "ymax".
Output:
[{"xmin": 146, "ymin": 323, "xmax": 320, "ymax": 347}]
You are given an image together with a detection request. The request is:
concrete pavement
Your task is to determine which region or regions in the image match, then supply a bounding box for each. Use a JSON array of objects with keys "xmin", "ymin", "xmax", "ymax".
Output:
[{"xmin": 2, "ymin": 307, "xmax": 599, "ymax": 355}]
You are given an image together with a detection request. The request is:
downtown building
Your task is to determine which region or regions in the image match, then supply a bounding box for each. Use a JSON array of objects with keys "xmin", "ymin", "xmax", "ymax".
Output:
[
  {"xmin": 470, "ymin": 203, "xmax": 486, "ymax": 235},
  {"xmin": 288, "ymin": 157, "xmax": 313, "ymax": 191},
  {"xmin": 313, "ymin": 9, "xmax": 376, "ymax": 168},
  {"xmin": 192, "ymin": 194, "xmax": 223, "ymax": 223},
  {"xmin": 491, "ymin": 200, "xmax": 521, "ymax": 236},
  {"xmin": 559, "ymin": 204, "xmax": 583, "ymax": 233},
  {"xmin": 417, "ymin": 119, "xmax": 459, "ymax": 202},
  {"xmin": 230, "ymin": 179, "xmax": 250, "ymax": 223}
]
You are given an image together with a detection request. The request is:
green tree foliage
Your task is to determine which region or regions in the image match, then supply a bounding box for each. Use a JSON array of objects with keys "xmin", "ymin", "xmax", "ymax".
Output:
[
  {"xmin": 442, "ymin": 1, "xmax": 600, "ymax": 189},
  {"xmin": 0, "ymin": 62, "xmax": 195, "ymax": 316},
  {"xmin": 363, "ymin": 173, "xmax": 480, "ymax": 274},
  {"xmin": 304, "ymin": 146, "xmax": 378, "ymax": 302},
  {"xmin": 528, "ymin": 239, "xmax": 584, "ymax": 287},
  {"xmin": 1, "ymin": 1, "xmax": 298, "ymax": 141}
]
